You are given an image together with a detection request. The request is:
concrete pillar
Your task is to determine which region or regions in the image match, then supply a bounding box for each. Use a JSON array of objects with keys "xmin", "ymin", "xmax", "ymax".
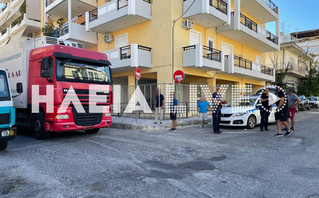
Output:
[
  {"xmin": 226, "ymin": 0, "xmax": 231, "ymax": 25},
  {"xmin": 128, "ymin": 73, "xmax": 136, "ymax": 101},
  {"xmin": 68, "ymin": 0, "xmax": 71, "ymax": 35},
  {"xmin": 276, "ymin": 10, "xmax": 280, "ymax": 44},
  {"xmin": 234, "ymin": 0, "xmax": 240, "ymax": 30}
]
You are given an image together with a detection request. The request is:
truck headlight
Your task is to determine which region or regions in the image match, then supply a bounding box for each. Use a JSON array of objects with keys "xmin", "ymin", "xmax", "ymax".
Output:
[
  {"xmin": 1, "ymin": 130, "xmax": 10, "ymax": 137},
  {"xmin": 232, "ymin": 112, "xmax": 245, "ymax": 117},
  {"xmin": 56, "ymin": 115, "xmax": 70, "ymax": 119},
  {"xmin": 105, "ymin": 113, "xmax": 111, "ymax": 117}
]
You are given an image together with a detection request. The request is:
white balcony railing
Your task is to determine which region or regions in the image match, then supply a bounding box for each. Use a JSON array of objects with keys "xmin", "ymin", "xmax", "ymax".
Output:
[{"xmin": 104, "ymin": 44, "xmax": 152, "ymax": 70}]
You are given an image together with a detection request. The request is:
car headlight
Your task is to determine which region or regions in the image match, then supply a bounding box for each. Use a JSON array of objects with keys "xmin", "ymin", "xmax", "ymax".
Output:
[
  {"xmin": 56, "ymin": 115, "xmax": 70, "ymax": 119},
  {"xmin": 1, "ymin": 130, "xmax": 10, "ymax": 137},
  {"xmin": 232, "ymin": 112, "xmax": 246, "ymax": 117}
]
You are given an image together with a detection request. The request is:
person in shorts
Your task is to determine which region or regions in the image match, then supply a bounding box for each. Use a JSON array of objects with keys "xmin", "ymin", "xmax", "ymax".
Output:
[
  {"xmin": 197, "ymin": 96, "xmax": 210, "ymax": 128},
  {"xmin": 287, "ymin": 87, "xmax": 300, "ymax": 132},
  {"xmin": 169, "ymin": 92, "xmax": 178, "ymax": 131},
  {"xmin": 274, "ymin": 83, "xmax": 293, "ymax": 137}
]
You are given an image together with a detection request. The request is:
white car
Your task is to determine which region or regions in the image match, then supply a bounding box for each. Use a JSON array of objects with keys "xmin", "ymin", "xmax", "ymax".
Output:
[{"xmin": 220, "ymin": 96, "xmax": 276, "ymax": 129}]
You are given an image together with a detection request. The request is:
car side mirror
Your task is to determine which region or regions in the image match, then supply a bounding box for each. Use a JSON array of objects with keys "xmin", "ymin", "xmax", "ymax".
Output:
[{"xmin": 16, "ymin": 82, "xmax": 23, "ymax": 94}]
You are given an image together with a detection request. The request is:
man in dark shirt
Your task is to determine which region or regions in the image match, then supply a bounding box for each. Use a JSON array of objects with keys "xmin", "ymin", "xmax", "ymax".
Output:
[
  {"xmin": 259, "ymin": 88, "xmax": 270, "ymax": 131},
  {"xmin": 274, "ymin": 83, "xmax": 292, "ymax": 137},
  {"xmin": 212, "ymin": 86, "xmax": 227, "ymax": 134},
  {"xmin": 169, "ymin": 92, "xmax": 178, "ymax": 130},
  {"xmin": 154, "ymin": 88, "xmax": 164, "ymax": 124}
]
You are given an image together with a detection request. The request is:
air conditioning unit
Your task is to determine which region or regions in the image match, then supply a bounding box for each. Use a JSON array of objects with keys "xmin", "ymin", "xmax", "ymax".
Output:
[
  {"xmin": 104, "ymin": 34, "xmax": 113, "ymax": 43},
  {"xmin": 183, "ymin": 20, "xmax": 193, "ymax": 30}
]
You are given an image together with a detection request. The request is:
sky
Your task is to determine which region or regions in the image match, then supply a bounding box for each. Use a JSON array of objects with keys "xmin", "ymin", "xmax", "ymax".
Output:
[{"xmin": 266, "ymin": 0, "xmax": 319, "ymax": 34}]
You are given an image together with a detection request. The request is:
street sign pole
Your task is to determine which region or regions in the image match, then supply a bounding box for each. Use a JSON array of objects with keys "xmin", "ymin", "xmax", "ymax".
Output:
[
  {"xmin": 173, "ymin": 70, "xmax": 185, "ymax": 121},
  {"xmin": 136, "ymin": 78, "xmax": 138, "ymax": 123},
  {"xmin": 178, "ymin": 82, "xmax": 181, "ymax": 120},
  {"xmin": 135, "ymin": 67, "xmax": 141, "ymax": 123}
]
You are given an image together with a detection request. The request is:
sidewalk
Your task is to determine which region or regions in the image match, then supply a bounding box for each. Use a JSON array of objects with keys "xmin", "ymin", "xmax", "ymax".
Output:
[{"xmin": 111, "ymin": 116, "xmax": 213, "ymax": 130}]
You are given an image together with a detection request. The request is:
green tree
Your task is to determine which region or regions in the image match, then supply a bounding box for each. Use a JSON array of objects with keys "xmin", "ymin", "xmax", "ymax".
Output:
[{"xmin": 297, "ymin": 62, "xmax": 319, "ymax": 96}]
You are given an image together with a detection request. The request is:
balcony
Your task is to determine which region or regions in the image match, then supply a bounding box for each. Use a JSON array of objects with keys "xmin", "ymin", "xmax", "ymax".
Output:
[
  {"xmin": 86, "ymin": 0, "xmax": 151, "ymax": 34},
  {"xmin": 58, "ymin": 20, "xmax": 97, "ymax": 48},
  {"xmin": 45, "ymin": 0, "xmax": 96, "ymax": 21},
  {"xmin": 182, "ymin": 0, "xmax": 229, "ymax": 28},
  {"xmin": 0, "ymin": 28, "xmax": 10, "ymax": 45},
  {"xmin": 10, "ymin": 14, "xmax": 41, "ymax": 36},
  {"xmin": 278, "ymin": 63, "xmax": 309, "ymax": 78},
  {"xmin": 182, "ymin": 43, "xmax": 224, "ymax": 71},
  {"xmin": 217, "ymin": 12, "xmax": 279, "ymax": 52},
  {"xmin": 10, "ymin": 0, "xmax": 24, "ymax": 9},
  {"xmin": 104, "ymin": 44, "xmax": 152, "ymax": 71},
  {"xmin": 0, "ymin": 2, "xmax": 10, "ymax": 22},
  {"xmin": 238, "ymin": 0, "xmax": 278, "ymax": 23},
  {"xmin": 225, "ymin": 54, "xmax": 275, "ymax": 81}
]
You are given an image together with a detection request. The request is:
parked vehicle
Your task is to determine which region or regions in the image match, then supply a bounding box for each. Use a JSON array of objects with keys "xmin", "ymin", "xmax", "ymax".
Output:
[
  {"xmin": 308, "ymin": 97, "xmax": 319, "ymax": 108},
  {"xmin": 0, "ymin": 69, "xmax": 19, "ymax": 150},
  {"xmin": 220, "ymin": 96, "xmax": 276, "ymax": 129},
  {"xmin": 298, "ymin": 95, "xmax": 311, "ymax": 111},
  {"xmin": 0, "ymin": 37, "xmax": 113, "ymax": 140}
]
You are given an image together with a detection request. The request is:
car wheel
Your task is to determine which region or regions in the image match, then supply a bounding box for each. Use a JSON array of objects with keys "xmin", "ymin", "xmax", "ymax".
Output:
[
  {"xmin": 0, "ymin": 142, "xmax": 8, "ymax": 151},
  {"xmin": 302, "ymin": 105, "xmax": 306, "ymax": 111},
  {"xmin": 247, "ymin": 115, "xmax": 257, "ymax": 129},
  {"xmin": 85, "ymin": 128, "xmax": 100, "ymax": 134},
  {"xmin": 32, "ymin": 113, "xmax": 51, "ymax": 140},
  {"xmin": 307, "ymin": 105, "xmax": 311, "ymax": 110}
]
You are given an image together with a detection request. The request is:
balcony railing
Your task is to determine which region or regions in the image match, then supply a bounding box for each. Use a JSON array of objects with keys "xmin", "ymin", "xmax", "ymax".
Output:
[
  {"xmin": 266, "ymin": 30, "xmax": 278, "ymax": 44},
  {"xmin": 120, "ymin": 45, "xmax": 152, "ymax": 60},
  {"xmin": 209, "ymin": 0, "xmax": 228, "ymax": 15},
  {"xmin": 89, "ymin": 0, "xmax": 150, "ymax": 22},
  {"xmin": 265, "ymin": 0, "xmax": 278, "ymax": 14},
  {"xmin": 202, "ymin": 45, "xmax": 222, "ymax": 62},
  {"xmin": 239, "ymin": 12, "xmax": 257, "ymax": 33},
  {"xmin": 234, "ymin": 55, "xmax": 252, "ymax": 70},
  {"xmin": 261, "ymin": 65, "xmax": 274, "ymax": 76}
]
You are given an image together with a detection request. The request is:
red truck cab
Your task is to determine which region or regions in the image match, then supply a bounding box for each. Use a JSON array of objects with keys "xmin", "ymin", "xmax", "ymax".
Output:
[{"xmin": 24, "ymin": 44, "xmax": 112, "ymax": 139}]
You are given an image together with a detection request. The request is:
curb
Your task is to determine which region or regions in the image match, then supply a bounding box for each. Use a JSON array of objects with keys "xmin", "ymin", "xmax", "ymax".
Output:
[{"xmin": 111, "ymin": 118, "xmax": 213, "ymax": 130}]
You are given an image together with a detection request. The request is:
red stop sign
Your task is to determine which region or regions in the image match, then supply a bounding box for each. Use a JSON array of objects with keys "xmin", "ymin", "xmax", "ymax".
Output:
[
  {"xmin": 173, "ymin": 70, "xmax": 185, "ymax": 83},
  {"xmin": 136, "ymin": 67, "xmax": 141, "ymax": 81}
]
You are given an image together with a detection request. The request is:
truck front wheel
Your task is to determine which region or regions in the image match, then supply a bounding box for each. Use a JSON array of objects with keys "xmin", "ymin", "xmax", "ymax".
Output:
[
  {"xmin": 0, "ymin": 142, "xmax": 8, "ymax": 151},
  {"xmin": 85, "ymin": 128, "xmax": 100, "ymax": 134},
  {"xmin": 32, "ymin": 113, "xmax": 51, "ymax": 140}
]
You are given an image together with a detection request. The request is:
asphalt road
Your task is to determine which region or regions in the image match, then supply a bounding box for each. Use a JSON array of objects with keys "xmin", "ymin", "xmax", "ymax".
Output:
[{"xmin": 1, "ymin": 109, "xmax": 319, "ymax": 198}]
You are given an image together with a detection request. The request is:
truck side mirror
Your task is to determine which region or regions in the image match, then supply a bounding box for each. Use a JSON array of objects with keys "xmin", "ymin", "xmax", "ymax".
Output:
[
  {"xmin": 16, "ymin": 82, "xmax": 23, "ymax": 94},
  {"xmin": 42, "ymin": 71, "xmax": 50, "ymax": 78},
  {"xmin": 41, "ymin": 58, "xmax": 50, "ymax": 70}
]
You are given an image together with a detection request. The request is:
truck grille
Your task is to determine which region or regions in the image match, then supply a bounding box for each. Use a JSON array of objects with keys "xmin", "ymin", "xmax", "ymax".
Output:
[
  {"xmin": 72, "ymin": 105, "xmax": 102, "ymax": 127},
  {"xmin": 0, "ymin": 113, "xmax": 10, "ymax": 125}
]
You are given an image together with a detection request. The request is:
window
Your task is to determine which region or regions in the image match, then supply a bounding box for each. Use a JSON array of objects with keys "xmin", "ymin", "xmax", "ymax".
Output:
[
  {"xmin": 40, "ymin": 57, "xmax": 53, "ymax": 78},
  {"xmin": 0, "ymin": 70, "xmax": 10, "ymax": 101}
]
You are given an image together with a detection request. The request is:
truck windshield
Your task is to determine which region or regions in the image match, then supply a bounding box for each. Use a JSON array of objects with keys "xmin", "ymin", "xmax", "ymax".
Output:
[
  {"xmin": 0, "ymin": 70, "xmax": 10, "ymax": 101},
  {"xmin": 56, "ymin": 59, "xmax": 112, "ymax": 84}
]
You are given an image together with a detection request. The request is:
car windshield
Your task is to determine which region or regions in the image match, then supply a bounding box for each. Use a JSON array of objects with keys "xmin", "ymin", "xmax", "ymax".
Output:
[
  {"xmin": 0, "ymin": 70, "xmax": 10, "ymax": 101},
  {"xmin": 56, "ymin": 59, "xmax": 112, "ymax": 84},
  {"xmin": 226, "ymin": 97, "xmax": 257, "ymax": 107}
]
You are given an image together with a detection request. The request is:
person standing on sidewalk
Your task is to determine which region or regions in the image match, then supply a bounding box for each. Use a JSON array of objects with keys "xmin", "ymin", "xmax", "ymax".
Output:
[
  {"xmin": 286, "ymin": 87, "xmax": 300, "ymax": 132},
  {"xmin": 212, "ymin": 86, "xmax": 227, "ymax": 134},
  {"xmin": 197, "ymin": 96, "xmax": 210, "ymax": 128},
  {"xmin": 259, "ymin": 88, "xmax": 270, "ymax": 131},
  {"xmin": 154, "ymin": 88, "xmax": 165, "ymax": 124},
  {"xmin": 169, "ymin": 92, "xmax": 178, "ymax": 131},
  {"xmin": 274, "ymin": 83, "xmax": 293, "ymax": 137}
]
